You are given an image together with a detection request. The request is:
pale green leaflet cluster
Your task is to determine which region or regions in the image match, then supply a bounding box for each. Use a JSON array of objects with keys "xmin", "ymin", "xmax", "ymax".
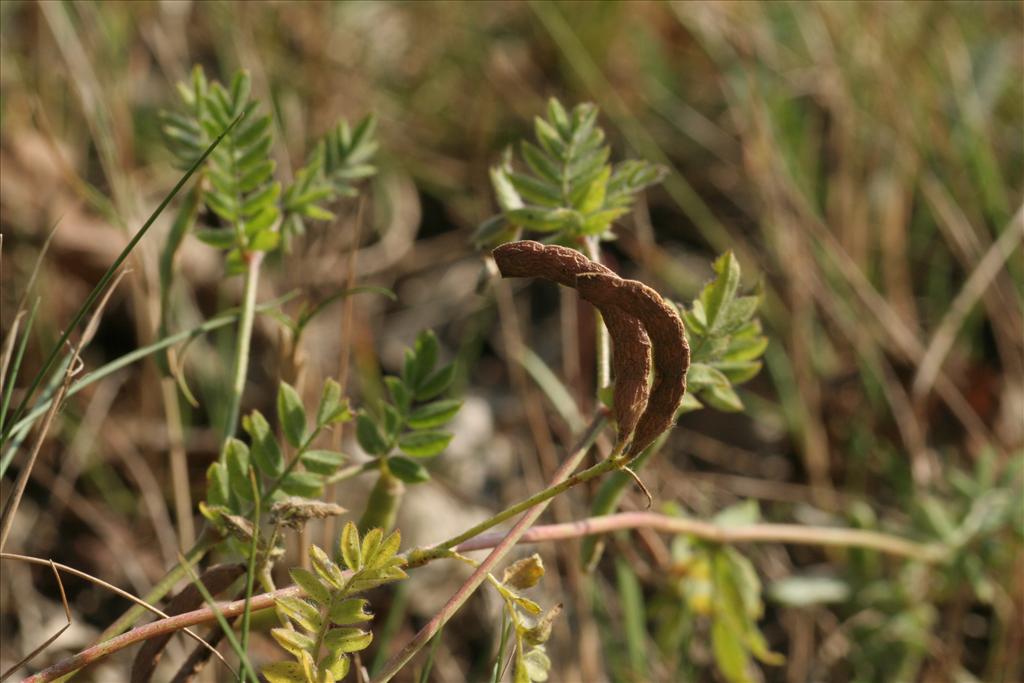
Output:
[
  {"xmin": 264, "ymin": 523, "xmax": 406, "ymax": 683},
  {"xmin": 161, "ymin": 65, "xmax": 378, "ymax": 268},
  {"xmin": 677, "ymin": 251, "xmax": 769, "ymax": 414},
  {"xmin": 475, "ymin": 98, "xmax": 667, "ymax": 247}
]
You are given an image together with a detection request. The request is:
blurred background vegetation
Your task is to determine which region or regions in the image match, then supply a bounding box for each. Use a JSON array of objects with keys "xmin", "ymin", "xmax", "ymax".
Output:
[{"xmin": 1, "ymin": 1, "xmax": 1021, "ymax": 681}]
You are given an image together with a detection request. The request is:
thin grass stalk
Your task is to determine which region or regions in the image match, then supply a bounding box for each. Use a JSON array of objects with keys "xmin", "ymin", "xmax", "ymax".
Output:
[
  {"xmin": 0, "ymin": 115, "xmax": 242, "ymax": 449},
  {"xmin": 0, "ymin": 301, "xmax": 37, "ymax": 433},
  {"xmin": 221, "ymin": 253, "xmax": 262, "ymax": 444},
  {"xmin": 25, "ymin": 505, "xmax": 943, "ymax": 682},
  {"xmin": 238, "ymin": 470, "xmax": 261, "ymax": 680},
  {"xmin": 177, "ymin": 554, "xmax": 260, "ymax": 683},
  {"xmin": 376, "ymin": 415, "xmax": 610, "ymax": 683},
  {"xmin": 1, "ymin": 296, "xmax": 295, "ymax": 476}
]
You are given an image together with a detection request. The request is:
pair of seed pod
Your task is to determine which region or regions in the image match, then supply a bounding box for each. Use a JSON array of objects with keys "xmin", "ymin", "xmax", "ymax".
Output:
[{"xmin": 493, "ymin": 240, "xmax": 689, "ymax": 459}]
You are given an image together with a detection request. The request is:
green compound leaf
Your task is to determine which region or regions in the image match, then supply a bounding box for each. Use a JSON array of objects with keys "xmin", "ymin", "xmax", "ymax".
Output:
[
  {"xmin": 244, "ymin": 410, "xmax": 284, "ymax": 477},
  {"xmin": 205, "ymin": 461, "xmax": 230, "ymax": 508},
  {"xmin": 403, "ymin": 330, "xmax": 440, "ymax": 390},
  {"xmin": 388, "ymin": 456, "xmax": 430, "ymax": 484},
  {"xmin": 271, "ymin": 627, "xmax": 316, "ymax": 658},
  {"xmin": 310, "ymin": 544, "xmax": 346, "ymax": 590},
  {"xmin": 328, "ymin": 597, "xmax": 373, "ymax": 625},
  {"xmin": 356, "ymin": 414, "xmax": 389, "ymax": 456},
  {"xmin": 323, "ymin": 627, "xmax": 373, "ymax": 654},
  {"xmin": 290, "ymin": 567, "xmax": 330, "ymax": 605},
  {"xmin": 262, "ymin": 661, "xmax": 307, "ymax": 683},
  {"xmin": 407, "ymin": 399, "xmax": 462, "ymax": 429},
  {"xmin": 276, "ymin": 596, "xmax": 322, "ymax": 633},
  {"xmin": 300, "ymin": 449, "xmax": 348, "ymax": 476},
  {"xmin": 277, "ymin": 381, "xmax": 307, "ymax": 449},
  {"xmin": 367, "ymin": 528, "xmax": 402, "ymax": 568},
  {"xmin": 478, "ymin": 98, "xmax": 665, "ymax": 245},
  {"xmin": 415, "ymin": 364, "xmax": 456, "ymax": 402},
  {"xmin": 340, "ymin": 521, "xmax": 362, "ymax": 571},
  {"xmin": 397, "ymin": 431, "xmax": 452, "ymax": 458},
  {"xmin": 281, "ymin": 471, "xmax": 324, "ymax": 498},
  {"xmin": 224, "ymin": 437, "xmax": 253, "ymax": 502}
]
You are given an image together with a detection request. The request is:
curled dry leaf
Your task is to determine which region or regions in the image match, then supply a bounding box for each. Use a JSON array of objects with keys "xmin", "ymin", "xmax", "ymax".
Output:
[
  {"xmin": 576, "ymin": 272, "xmax": 689, "ymax": 457},
  {"xmin": 271, "ymin": 497, "xmax": 348, "ymax": 530},
  {"xmin": 492, "ymin": 241, "xmax": 651, "ymax": 444}
]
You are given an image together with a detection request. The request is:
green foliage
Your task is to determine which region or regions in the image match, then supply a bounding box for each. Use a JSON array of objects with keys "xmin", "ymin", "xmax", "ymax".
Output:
[
  {"xmin": 202, "ymin": 379, "xmax": 352, "ymax": 520},
  {"xmin": 162, "ymin": 67, "xmax": 281, "ymax": 274},
  {"xmin": 678, "ymin": 251, "xmax": 767, "ymax": 413},
  {"xmin": 161, "ymin": 66, "xmax": 377, "ymax": 271},
  {"xmin": 666, "ymin": 503, "xmax": 783, "ymax": 683},
  {"xmin": 832, "ymin": 451, "xmax": 1023, "ymax": 682},
  {"xmin": 475, "ymin": 98, "xmax": 666, "ymax": 247},
  {"xmin": 485, "ymin": 554, "xmax": 560, "ymax": 683},
  {"xmin": 283, "ymin": 115, "xmax": 379, "ymax": 242},
  {"xmin": 356, "ymin": 330, "xmax": 461, "ymax": 483},
  {"xmin": 264, "ymin": 523, "xmax": 407, "ymax": 683}
]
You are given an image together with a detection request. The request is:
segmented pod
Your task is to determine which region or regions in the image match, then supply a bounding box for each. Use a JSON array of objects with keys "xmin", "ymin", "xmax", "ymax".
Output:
[
  {"xmin": 492, "ymin": 240, "xmax": 651, "ymax": 443},
  {"xmin": 575, "ymin": 272, "xmax": 689, "ymax": 457}
]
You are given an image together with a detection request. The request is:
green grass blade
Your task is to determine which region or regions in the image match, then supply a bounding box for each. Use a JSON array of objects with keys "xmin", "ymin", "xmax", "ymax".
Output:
[
  {"xmin": 615, "ymin": 557, "xmax": 648, "ymax": 680},
  {"xmin": 178, "ymin": 553, "xmax": 260, "ymax": 683},
  {"xmin": 0, "ymin": 112, "xmax": 244, "ymax": 449},
  {"xmin": 518, "ymin": 346, "xmax": 584, "ymax": 432},
  {"xmin": 0, "ymin": 298, "xmax": 39, "ymax": 434},
  {"xmin": 0, "ymin": 294, "xmax": 294, "ymax": 476}
]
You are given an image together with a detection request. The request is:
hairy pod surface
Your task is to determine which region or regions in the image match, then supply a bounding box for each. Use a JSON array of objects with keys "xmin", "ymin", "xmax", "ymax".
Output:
[
  {"xmin": 492, "ymin": 241, "xmax": 651, "ymax": 442},
  {"xmin": 576, "ymin": 272, "xmax": 689, "ymax": 458}
]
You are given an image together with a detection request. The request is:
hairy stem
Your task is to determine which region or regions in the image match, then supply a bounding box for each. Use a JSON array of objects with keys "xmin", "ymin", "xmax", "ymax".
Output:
[
  {"xmin": 221, "ymin": 254, "xmax": 263, "ymax": 444},
  {"xmin": 583, "ymin": 237, "xmax": 610, "ymax": 393},
  {"xmin": 375, "ymin": 415, "xmax": 610, "ymax": 682},
  {"xmin": 410, "ymin": 413, "xmax": 609, "ymax": 560},
  {"xmin": 25, "ymin": 509, "xmax": 944, "ymax": 682},
  {"xmin": 97, "ymin": 528, "xmax": 219, "ymax": 642},
  {"xmin": 358, "ymin": 467, "xmax": 404, "ymax": 534}
]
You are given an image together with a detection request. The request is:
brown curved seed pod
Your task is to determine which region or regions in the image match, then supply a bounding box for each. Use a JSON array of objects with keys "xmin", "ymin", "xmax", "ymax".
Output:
[
  {"xmin": 492, "ymin": 241, "xmax": 651, "ymax": 443},
  {"xmin": 576, "ymin": 272, "xmax": 689, "ymax": 458}
]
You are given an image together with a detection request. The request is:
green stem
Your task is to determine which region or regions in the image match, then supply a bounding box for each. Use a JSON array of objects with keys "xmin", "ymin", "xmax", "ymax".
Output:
[
  {"xmin": 238, "ymin": 471, "xmax": 261, "ymax": 680},
  {"xmin": 407, "ymin": 414, "xmax": 610, "ymax": 567},
  {"xmin": 580, "ymin": 431, "xmax": 669, "ymax": 569},
  {"xmin": 221, "ymin": 255, "xmax": 262, "ymax": 444},
  {"xmin": 374, "ymin": 414, "xmax": 610, "ymax": 683},
  {"xmin": 358, "ymin": 467, "xmax": 404, "ymax": 534},
  {"xmin": 583, "ymin": 237, "xmax": 610, "ymax": 393}
]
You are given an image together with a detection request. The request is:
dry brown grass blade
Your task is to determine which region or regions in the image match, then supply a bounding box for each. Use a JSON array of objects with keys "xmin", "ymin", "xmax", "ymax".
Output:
[
  {"xmin": 576, "ymin": 272, "xmax": 689, "ymax": 458},
  {"xmin": 0, "ymin": 553, "xmax": 232, "ymax": 677},
  {"xmin": 0, "ymin": 270, "xmax": 129, "ymax": 551},
  {"xmin": 0, "ymin": 560, "xmax": 70, "ymax": 681},
  {"xmin": 0, "ymin": 310, "xmax": 25, "ymax": 403},
  {"xmin": 0, "ymin": 361, "xmax": 77, "ymax": 553},
  {"xmin": 912, "ymin": 207, "xmax": 1024, "ymax": 399},
  {"xmin": 492, "ymin": 240, "xmax": 652, "ymax": 443}
]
